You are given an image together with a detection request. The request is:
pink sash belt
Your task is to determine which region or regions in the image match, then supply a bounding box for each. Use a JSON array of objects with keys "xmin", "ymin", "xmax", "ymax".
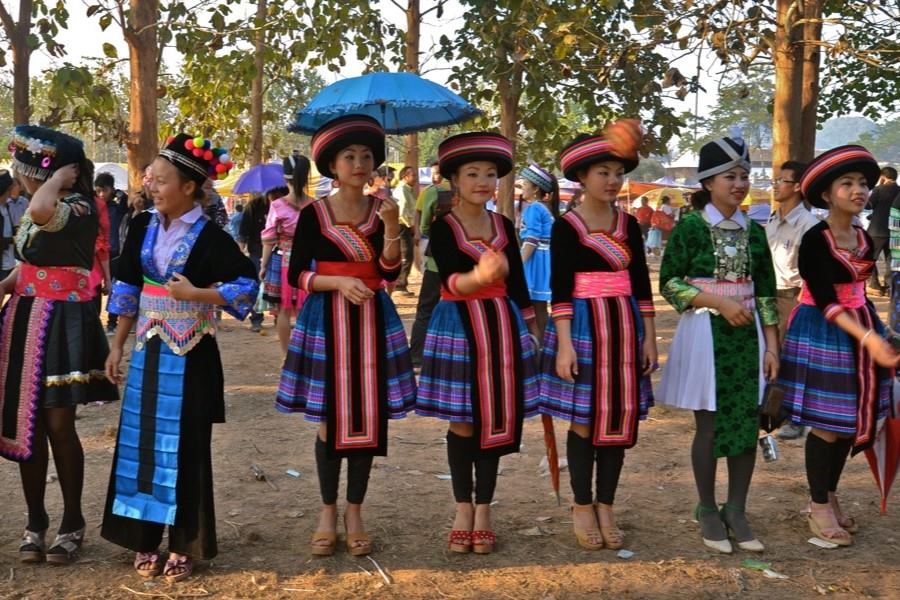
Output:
[
  {"xmin": 798, "ymin": 281, "xmax": 865, "ymax": 309},
  {"xmin": 687, "ymin": 277, "xmax": 755, "ymax": 310},
  {"xmin": 573, "ymin": 270, "xmax": 632, "ymax": 299}
]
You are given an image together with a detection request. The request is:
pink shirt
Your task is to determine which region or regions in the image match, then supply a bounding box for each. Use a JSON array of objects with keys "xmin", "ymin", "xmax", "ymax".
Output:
[
  {"xmin": 154, "ymin": 204, "xmax": 204, "ymax": 276},
  {"xmin": 261, "ymin": 197, "xmax": 302, "ymax": 246}
]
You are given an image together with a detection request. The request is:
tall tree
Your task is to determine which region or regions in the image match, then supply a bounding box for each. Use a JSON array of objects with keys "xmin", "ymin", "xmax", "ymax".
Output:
[
  {"xmin": 440, "ymin": 1, "xmax": 679, "ymax": 216},
  {"xmin": 0, "ymin": 0, "xmax": 68, "ymax": 124},
  {"xmin": 248, "ymin": 0, "xmax": 265, "ymax": 165}
]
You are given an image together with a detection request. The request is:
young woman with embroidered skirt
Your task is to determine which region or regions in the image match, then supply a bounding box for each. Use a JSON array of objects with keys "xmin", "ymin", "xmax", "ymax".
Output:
[
  {"xmin": 276, "ymin": 115, "xmax": 416, "ymax": 557},
  {"xmin": 260, "ymin": 153, "xmax": 313, "ymax": 354},
  {"xmin": 415, "ymin": 132, "xmax": 540, "ymax": 554},
  {"xmin": 538, "ymin": 121, "xmax": 657, "ymax": 551},
  {"xmin": 1, "ymin": 126, "xmax": 119, "ymax": 565},
  {"xmin": 101, "ymin": 133, "xmax": 257, "ymax": 581},
  {"xmin": 778, "ymin": 146, "xmax": 898, "ymax": 546},
  {"xmin": 519, "ymin": 163, "xmax": 558, "ymax": 337},
  {"xmin": 657, "ymin": 136, "xmax": 779, "ymax": 554}
]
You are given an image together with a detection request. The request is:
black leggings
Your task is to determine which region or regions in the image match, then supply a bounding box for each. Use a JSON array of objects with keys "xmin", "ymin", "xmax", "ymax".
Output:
[
  {"xmin": 691, "ymin": 410, "xmax": 756, "ymax": 509},
  {"xmin": 446, "ymin": 430, "xmax": 500, "ymax": 504},
  {"xmin": 19, "ymin": 407, "xmax": 85, "ymax": 533},
  {"xmin": 314, "ymin": 437, "xmax": 373, "ymax": 505},
  {"xmin": 806, "ymin": 432, "xmax": 853, "ymax": 504},
  {"xmin": 567, "ymin": 430, "xmax": 625, "ymax": 506}
]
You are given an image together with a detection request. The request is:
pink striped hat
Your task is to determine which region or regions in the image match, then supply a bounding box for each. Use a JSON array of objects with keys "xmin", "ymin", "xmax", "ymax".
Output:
[
  {"xmin": 800, "ymin": 145, "xmax": 879, "ymax": 208},
  {"xmin": 437, "ymin": 132, "xmax": 513, "ymax": 179},
  {"xmin": 311, "ymin": 115, "xmax": 385, "ymax": 179},
  {"xmin": 559, "ymin": 130, "xmax": 640, "ymax": 181}
]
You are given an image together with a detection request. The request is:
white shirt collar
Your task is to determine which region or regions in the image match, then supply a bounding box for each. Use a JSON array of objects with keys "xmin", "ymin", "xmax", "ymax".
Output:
[
  {"xmin": 155, "ymin": 203, "xmax": 203, "ymax": 225},
  {"xmin": 705, "ymin": 202, "xmax": 747, "ymax": 229}
]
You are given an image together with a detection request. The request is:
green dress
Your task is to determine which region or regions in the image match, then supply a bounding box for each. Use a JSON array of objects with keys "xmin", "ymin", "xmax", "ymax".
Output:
[{"xmin": 659, "ymin": 209, "xmax": 778, "ymax": 458}]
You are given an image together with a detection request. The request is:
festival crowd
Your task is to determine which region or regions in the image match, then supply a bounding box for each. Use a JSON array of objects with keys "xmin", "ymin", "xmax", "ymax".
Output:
[{"xmin": 0, "ymin": 116, "xmax": 897, "ymax": 582}]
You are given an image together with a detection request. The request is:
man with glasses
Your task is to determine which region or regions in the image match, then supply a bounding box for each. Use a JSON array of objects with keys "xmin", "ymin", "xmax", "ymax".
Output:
[{"xmin": 766, "ymin": 161, "xmax": 819, "ymax": 439}]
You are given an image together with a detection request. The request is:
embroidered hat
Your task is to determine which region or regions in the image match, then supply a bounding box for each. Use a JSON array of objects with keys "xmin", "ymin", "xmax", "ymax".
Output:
[
  {"xmin": 559, "ymin": 119, "xmax": 642, "ymax": 181},
  {"xmin": 310, "ymin": 115, "xmax": 385, "ymax": 180},
  {"xmin": 437, "ymin": 132, "xmax": 513, "ymax": 180},
  {"xmin": 0, "ymin": 170, "xmax": 13, "ymax": 195},
  {"xmin": 519, "ymin": 163, "xmax": 555, "ymax": 193},
  {"xmin": 800, "ymin": 145, "xmax": 880, "ymax": 209},
  {"xmin": 159, "ymin": 133, "xmax": 234, "ymax": 185},
  {"xmin": 696, "ymin": 137, "xmax": 751, "ymax": 181},
  {"xmin": 8, "ymin": 125, "xmax": 85, "ymax": 181}
]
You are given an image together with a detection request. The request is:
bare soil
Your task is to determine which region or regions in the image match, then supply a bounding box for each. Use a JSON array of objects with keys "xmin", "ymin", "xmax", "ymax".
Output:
[{"xmin": 1, "ymin": 260, "xmax": 898, "ymax": 599}]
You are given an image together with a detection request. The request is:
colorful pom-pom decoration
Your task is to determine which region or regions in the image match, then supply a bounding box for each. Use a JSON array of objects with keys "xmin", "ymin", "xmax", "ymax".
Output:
[
  {"xmin": 41, "ymin": 156, "xmax": 52, "ymax": 168},
  {"xmin": 193, "ymin": 136, "xmax": 204, "ymax": 148},
  {"xmin": 192, "ymin": 148, "xmax": 203, "ymax": 157},
  {"xmin": 203, "ymin": 150, "xmax": 213, "ymax": 160},
  {"xmin": 217, "ymin": 172, "xmax": 227, "ymax": 180},
  {"xmin": 185, "ymin": 139, "xmax": 195, "ymax": 150},
  {"xmin": 166, "ymin": 135, "xmax": 175, "ymax": 145},
  {"xmin": 202, "ymin": 140, "xmax": 211, "ymax": 150},
  {"xmin": 219, "ymin": 153, "xmax": 230, "ymax": 164},
  {"xmin": 215, "ymin": 163, "xmax": 226, "ymax": 174}
]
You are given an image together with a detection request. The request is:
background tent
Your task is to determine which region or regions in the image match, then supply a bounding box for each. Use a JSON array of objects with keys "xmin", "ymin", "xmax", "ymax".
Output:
[{"xmin": 95, "ymin": 162, "xmax": 128, "ymax": 190}]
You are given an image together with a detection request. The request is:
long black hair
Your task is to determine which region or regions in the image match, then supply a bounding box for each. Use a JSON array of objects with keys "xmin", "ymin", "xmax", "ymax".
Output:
[
  {"xmin": 71, "ymin": 158, "xmax": 95, "ymax": 198},
  {"xmin": 285, "ymin": 151, "xmax": 311, "ymax": 198},
  {"xmin": 543, "ymin": 174, "xmax": 561, "ymax": 219}
]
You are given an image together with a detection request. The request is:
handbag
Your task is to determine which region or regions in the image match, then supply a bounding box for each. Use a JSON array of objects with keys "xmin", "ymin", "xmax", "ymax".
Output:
[{"xmin": 759, "ymin": 382, "xmax": 786, "ymax": 433}]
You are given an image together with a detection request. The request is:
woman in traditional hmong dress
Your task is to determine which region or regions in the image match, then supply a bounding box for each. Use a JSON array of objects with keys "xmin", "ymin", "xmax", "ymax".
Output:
[
  {"xmin": 276, "ymin": 115, "xmax": 416, "ymax": 557},
  {"xmin": 538, "ymin": 122, "xmax": 657, "ymax": 551},
  {"xmin": 260, "ymin": 153, "xmax": 313, "ymax": 354},
  {"xmin": 0, "ymin": 126, "xmax": 118, "ymax": 564},
  {"xmin": 101, "ymin": 133, "xmax": 257, "ymax": 581},
  {"xmin": 778, "ymin": 146, "xmax": 898, "ymax": 546},
  {"xmin": 415, "ymin": 132, "xmax": 540, "ymax": 555},
  {"xmin": 658, "ymin": 136, "xmax": 779, "ymax": 554},
  {"xmin": 519, "ymin": 163, "xmax": 558, "ymax": 336}
]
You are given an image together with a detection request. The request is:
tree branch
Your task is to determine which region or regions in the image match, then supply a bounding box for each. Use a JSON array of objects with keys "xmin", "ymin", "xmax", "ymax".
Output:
[{"xmin": 0, "ymin": 1, "xmax": 16, "ymax": 38}]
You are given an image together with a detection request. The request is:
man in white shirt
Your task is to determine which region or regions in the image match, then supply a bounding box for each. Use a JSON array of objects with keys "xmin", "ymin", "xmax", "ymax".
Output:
[{"xmin": 766, "ymin": 160, "xmax": 819, "ymax": 439}]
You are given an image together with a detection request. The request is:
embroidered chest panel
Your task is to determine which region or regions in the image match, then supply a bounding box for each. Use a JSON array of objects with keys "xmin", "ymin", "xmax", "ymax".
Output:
[
  {"xmin": 315, "ymin": 198, "xmax": 380, "ymax": 262},
  {"xmin": 564, "ymin": 209, "xmax": 631, "ymax": 271},
  {"xmin": 445, "ymin": 211, "xmax": 509, "ymax": 261}
]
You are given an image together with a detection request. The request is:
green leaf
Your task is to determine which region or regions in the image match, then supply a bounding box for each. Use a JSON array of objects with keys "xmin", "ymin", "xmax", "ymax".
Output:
[
  {"xmin": 86, "ymin": 5, "xmax": 101, "ymax": 18},
  {"xmin": 102, "ymin": 43, "xmax": 118, "ymax": 59},
  {"xmin": 25, "ymin": 34, "xmax": 40, "ymax": 50},
  {"xmin": 99, "ymin": 13, "xmax": 112, "ymax": 31}
]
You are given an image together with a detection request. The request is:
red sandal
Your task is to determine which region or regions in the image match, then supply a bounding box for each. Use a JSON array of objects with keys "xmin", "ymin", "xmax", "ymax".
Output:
[
  {"xmin": 472, "ymin": 530, "xmax": 496, "ymax": 554},
  {"xmin": 448, "ymin": 530, "xmax": 472, "ymax": 553}
]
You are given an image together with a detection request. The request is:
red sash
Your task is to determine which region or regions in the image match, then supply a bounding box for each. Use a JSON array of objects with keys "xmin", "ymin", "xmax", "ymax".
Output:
[{"xmin": 316, "ymin": 261, "xmax": 383, "ymax": 290}]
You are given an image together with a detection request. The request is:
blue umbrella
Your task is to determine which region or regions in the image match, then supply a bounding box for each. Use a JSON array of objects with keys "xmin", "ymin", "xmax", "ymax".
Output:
[
  {"xmin": 233, "ymin": 163, "xmax": 285, "ymax": 195},
  {"xmin": 289, "ymin": 72, "xmax": 481, "ymax": 135}
]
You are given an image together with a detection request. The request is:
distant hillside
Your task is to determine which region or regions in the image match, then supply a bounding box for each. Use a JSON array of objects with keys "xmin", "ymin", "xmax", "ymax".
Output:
[{"xmin": 816, "ymin": 117, "xmax": 878, "ymax": 149}]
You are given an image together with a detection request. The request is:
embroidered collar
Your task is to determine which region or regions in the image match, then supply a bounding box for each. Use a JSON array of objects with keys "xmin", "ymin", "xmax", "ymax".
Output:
[
  {"xmin": 445, "ymin": 211, "xmax": 508, "ymax": 261},
  {"xmin": 705, "ymin": 203, "xmax": 747, "ymax": 230},
  {"xmin": 141, "ymin": 211, "xmax": 208, "ymax": 282}
]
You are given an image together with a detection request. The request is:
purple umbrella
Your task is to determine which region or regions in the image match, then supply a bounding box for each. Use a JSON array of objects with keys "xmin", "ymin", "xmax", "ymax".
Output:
[{"xmin": 232, "ymin": 163, "xmax": 285, "ymax": 195}]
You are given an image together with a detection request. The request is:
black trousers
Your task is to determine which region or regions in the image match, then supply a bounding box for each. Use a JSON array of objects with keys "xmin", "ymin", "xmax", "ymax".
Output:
[
  {"xmin": 409, "ymin": 269, "xmax": 442, "ymax": 367},
  {"xmin": 396, "ymin": 225, "xmax": 414, "ymax": 290},
  {"xmin": 869, "ymin": 235, "xmax": 890, "ymax": 288}
]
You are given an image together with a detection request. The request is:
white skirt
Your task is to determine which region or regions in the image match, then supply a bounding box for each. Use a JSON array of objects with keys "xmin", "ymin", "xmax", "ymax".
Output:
[{"xmin": 657, "ymin": 308, "xmax": 765, "ymax": 411}]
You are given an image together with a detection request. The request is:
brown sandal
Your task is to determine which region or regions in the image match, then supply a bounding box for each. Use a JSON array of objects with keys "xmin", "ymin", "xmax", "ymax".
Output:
[
  {"xmin": 134, "ymin": 551, "xmax": 164, "ymax": 577},
  {"xmin": 828, "ymin": 493, "xmax": 859, "ymax": 534},
  {"xmin": 346, "ymin": 532, "xmax": 372, "ymax": 556},
  {"xmin": 596, "ymin": 503, "xmax": 625, "ymax": 550},
  {"xmin": 572, "ymin": 505, "xmax": 603, "ymax": 550},
  {"xmin": 808, "ymin": 502, "xmax": 852, "ymax": 546},
  {"xmin": 310, "ymin": 531, "xmax": 337, "ymax": 556},
  {"xmin": 163, "ymin": 555, "xmax": 193, "ymax": 583}
]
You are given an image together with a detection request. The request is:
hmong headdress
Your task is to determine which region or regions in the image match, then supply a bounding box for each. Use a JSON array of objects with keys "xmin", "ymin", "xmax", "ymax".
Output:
[
  {"xmin": 800, "ymin": 145, "xmax": 880, "ymax": 209},
  {"xmin": 519, "ymin": 163, "xmax": 555, "ymax": 193},
  {"xmin": 8, "ymin": 125, "xmax": 85, "ymax": 181},
  {"xmin": 559, "ymin": 119, "xmax": 642, "ymax": 181},
  {"xmin": 696, "ymin": 137, "xmax": 751, "ymax": 181},
  {"xmin": 438, "ymin": 132, "xmax": 513, "ymax": 179},
  {"xmin": 159, "ymin": 133, "xmax": 234, "ymax": 185},
  {"xmin": 310, "ymin": 115, "xmax": 385, "ymax": 179}
]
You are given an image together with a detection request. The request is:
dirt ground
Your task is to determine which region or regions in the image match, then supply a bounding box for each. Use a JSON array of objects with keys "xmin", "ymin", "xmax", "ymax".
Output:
[{"xmin": 1, "ymin": 259, "xmax": 899, "ymax": 600}]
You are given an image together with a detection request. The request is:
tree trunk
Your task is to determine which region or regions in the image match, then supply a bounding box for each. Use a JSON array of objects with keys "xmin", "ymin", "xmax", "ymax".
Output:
[
  {"xmin": 799, "ymin": 0, "xmax": 822, "ymax": 161},
  {"xmin": 497, "ymin": 72, "xmax": 521, "ymax": 220},
  {"xmin": 0, "ymin": 0, "xmax": 35, "ymax": 124},
  {"xmin": 249, "ymin": 0, "xmax": 266, "ymax": 166},
  {"xmin": 771, "ymin": 0, "xmax": 803, "ymax": 171},
  {"xmin": 403, "ymin": 0, "xmax": 420, "ymax": 190},
  {"xmin": 126, "ymin": 0, "xmax": 160, "ymax": 198}
]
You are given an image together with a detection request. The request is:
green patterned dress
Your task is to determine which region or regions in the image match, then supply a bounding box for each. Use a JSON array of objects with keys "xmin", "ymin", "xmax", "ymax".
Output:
[{"xmin": 658, "ymin": 208, "xmax": 778, "ymax": 458}]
